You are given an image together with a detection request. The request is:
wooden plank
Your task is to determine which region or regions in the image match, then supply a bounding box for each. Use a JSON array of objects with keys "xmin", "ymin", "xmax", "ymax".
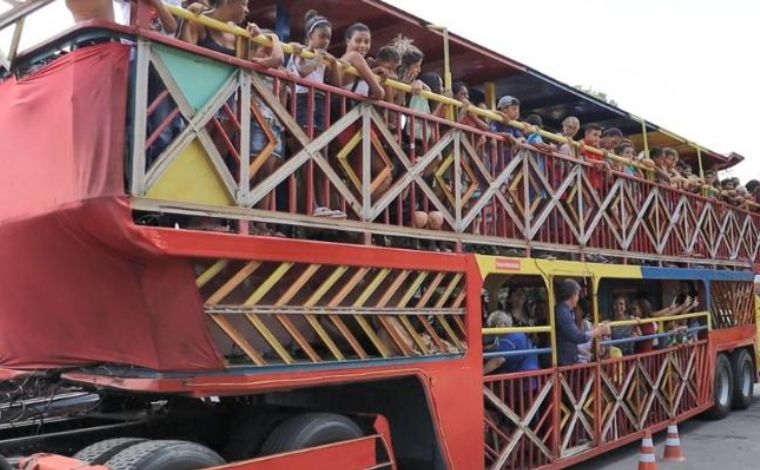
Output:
[
  {"xmin": 274, "ymin": 264, "xmax": 323, "ymax": 363},
  {"xmin": 206, "ymin": 261, "xmax": 261, "ymax": 304}
]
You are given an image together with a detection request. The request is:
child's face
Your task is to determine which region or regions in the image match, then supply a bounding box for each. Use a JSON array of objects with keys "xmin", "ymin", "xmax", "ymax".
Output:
[
  {"xmin": 346, "ymin": 31, "xmax": 371, "ymax": 56},
  {"xmin": 664, "ymin": 153, "xmax": 677, "ymax": 169},
  {"xmin": 377, "ymin": 59, "xmax": 399, "ymax": 75},
  {"xmin": 584, "ymin": 129, "xmax": 601, "ymax": 147},
  {"xmin": 622, "ymin": 146, "xmax": 635, "ymax": 159},
  {"xmin": 309, "ymin": 27, "xmax": 332, "ymax": 50},
  {"xmin": 562, "ymin": 119, "xmax": 580, "ymax": 137},
  {"xmin": 455, "ymin": 86, "xmax": 469, "ymax": 102},
  {"xmin": 407, "ymin": 60, "xmax": 422, "ymax": 80},
  {"xmin": 222, "ymin": 0, "xmax": 249, "ymax": 24},
  {"xmin": 502, "ymin": 104, "xmax": 520, "ymax": 120}
]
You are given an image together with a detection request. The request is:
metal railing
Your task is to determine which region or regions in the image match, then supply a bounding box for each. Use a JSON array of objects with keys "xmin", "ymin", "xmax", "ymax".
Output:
[
  {"xmin": 123, "ymin": 28, "xmax": 760, "ymax": 266},
  {"xmin": 483, "ymin": 341, "xmax": 710, "ymax": 468}
]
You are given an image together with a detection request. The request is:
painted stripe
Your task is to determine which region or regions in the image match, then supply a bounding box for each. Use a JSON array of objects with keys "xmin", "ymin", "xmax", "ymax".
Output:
[
  {"xmin": 666, "ymin": 438, "xmax": 680, "ymax": 446},
  {"xmin": 639, "ymin": 453, "xmax": 656, "ymax": 463},
  {"xmin": 641, "ymin": 438, "xmax": 654, "ymax": 447},
  {"xmin": 641, "ymin": 266, "xmax": 754, "ymax": 281},
  {"xmin": 667, "ymin": 425, "xmax": 678, "ymax": 433}
]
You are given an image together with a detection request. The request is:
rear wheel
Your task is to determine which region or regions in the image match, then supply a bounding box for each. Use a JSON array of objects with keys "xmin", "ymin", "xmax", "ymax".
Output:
[
  {"xmin": 223, "ymin": 411, "xmax": 289, "ymax": 460},
  {"xmin": 259, "ymin": 413, "xmax": 363, "ymax": 456},
  {"xmin": 731, "ymin": 349, "xmax": 754, "ymax": 410},
  {"xmin": 705, "ymin": 353, "xmax": 733, "ymax": 419},
  {"xmin": 74, "ymin": 438, "xmax": 147, "ymax": 464},
  {"xmin": 1, "ymin": 455, "xmax": 13, "ymax": 470},
  {"xmin": 106, "ymin": 440, "xmax": 225, "ymax": 470}
]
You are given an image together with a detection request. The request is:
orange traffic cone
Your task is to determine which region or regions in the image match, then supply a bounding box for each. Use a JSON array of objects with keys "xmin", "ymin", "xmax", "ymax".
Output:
[
  {"xmin": 662, "ymin": 423, "xmax": 686, "ymax": 462},
  {"xmin": 638, "ymin": 429, "xmax": 658, "ymax": 470}
]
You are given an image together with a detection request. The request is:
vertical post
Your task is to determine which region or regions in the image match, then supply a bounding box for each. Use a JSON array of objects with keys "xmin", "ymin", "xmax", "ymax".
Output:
[
  {"xmin": 429, "ymin": 25, "xmax": 455, "ymax": 121},
  {"xmin": 640, "ymin": 119, "xmax": 653, "ymax": 182},
  {"xmin": 484, "ymin": 82, "xmax": 496, "ymax": 110},
  {"xmin": 442, "ymin": 27, "xmax": 452, "ymax": 95},
  {"xmin": 238, "ymin": 70, "xmax": 252, "ymax": 205},
  {"xmin": 130, "ymin": 38, "xmax": 150, "ymax": 196},
  {"xmin": 453, "ymin": 132, "xmax": 462, "ymax": 232},
  {"xmin": 640, "ymin": 119, "xmax": 650, "ymax": 159},
  {"xmin": 696, "ymin": 145, "xmax": 708, "ymax": 198},
  {"xmin": 7, "ymin": 17, "xmax": 24, "ymax": 67},
  {"xmin": 547, "ymin": 278, "xmax": 557, "ymax": 367},
  {"xmin": 361, "ymin": 104, "xmax": 372, "ymax": 221}
]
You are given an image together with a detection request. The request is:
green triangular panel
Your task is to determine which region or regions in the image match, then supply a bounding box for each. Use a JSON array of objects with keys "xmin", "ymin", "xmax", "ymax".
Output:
[{"xmin": 154, "ymin": 44, "xmax": 236, "ymax": 112}]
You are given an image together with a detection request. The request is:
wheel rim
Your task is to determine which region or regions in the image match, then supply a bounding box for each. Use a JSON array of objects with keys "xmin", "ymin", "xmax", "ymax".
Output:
[
  {"xmin": 741, "ymin": 362, "xmax": 752, "ymax": 398},
  {"xmin": 718, "ymin": 366, "xmax": 730, "ymax": 406}
]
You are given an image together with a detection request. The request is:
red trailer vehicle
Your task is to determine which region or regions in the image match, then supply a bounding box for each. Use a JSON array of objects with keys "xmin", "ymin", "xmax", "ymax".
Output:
[{"xmin": 0, "ymin": 1, "xmax": 756, "ymax": 469}]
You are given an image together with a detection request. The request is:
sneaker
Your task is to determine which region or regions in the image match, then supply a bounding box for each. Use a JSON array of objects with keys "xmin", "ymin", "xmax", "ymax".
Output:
[
  {"xmin": 329, "ymin": 209, "xmax": 347, "ymax": 219},
  {"xmin": 313, "ymin": 206, "xmax": 333, "ymax": 217}
]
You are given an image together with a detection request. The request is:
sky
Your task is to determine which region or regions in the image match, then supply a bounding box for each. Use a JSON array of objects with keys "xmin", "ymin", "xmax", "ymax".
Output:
[{"xmin": 2, "ymin": 0, "xmax": 758, "ymax": 179}]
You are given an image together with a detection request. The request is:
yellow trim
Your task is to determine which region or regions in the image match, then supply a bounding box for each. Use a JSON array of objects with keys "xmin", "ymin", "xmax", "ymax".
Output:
[
  {"xmin": 352, "ymin": 269, "xmax": 393, "ymax": 358},
  {"xmin": 483, "ymin": 326, "xmax": 551, "ymax": 335},
  {"xmin": 475, "ymin": 255, "xmax": 643, "ymax": 280},
  {"xmin": 302, "ymin": 267, "xmax": 347, "ymax": 361},
  {"xmin": 147, "ymin": 139, "xmax": 234, "ymax": 206},
  {"xmin": 607, "ymin": 311, "xmax": 709, "ymax": 328},
  {"xmin": 434, "ymin": 274, "xmax": 465, "ymax": 350},
  {"xmin": 336, "ymin": 131, "xmax": 363, "ymax": 190},
  {"xmin": 243, "ymin": 262, "xmax": 294, "ymax": 364},
  {"xmin": 196, "ymin": 260, "xmax": 229, "ymax": 288}
]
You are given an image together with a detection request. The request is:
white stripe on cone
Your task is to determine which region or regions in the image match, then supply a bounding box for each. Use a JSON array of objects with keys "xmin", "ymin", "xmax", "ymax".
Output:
[
  {"xmin": 665, "ymin": 438, "xmax": 680, "ymax": 446},
  {"xmin": 640, "ymin": 453, "xmax": 656, "ymax": 463},
  {"xmin": 642, "ymin": 438, "xmax": 654, "ymax": 447}
]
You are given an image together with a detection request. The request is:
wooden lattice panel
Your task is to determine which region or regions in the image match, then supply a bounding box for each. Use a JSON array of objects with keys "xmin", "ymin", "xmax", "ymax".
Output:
[
  {"xmin": 194, "ymin": 259, "xmax": 467, "ymax": 367},
  {"xmin": 711, "ymin": 281, "xmax": 755, "ymax": 328},
  {"xmin": 483, "ymin": 343, "xmax": 709, "ymax": 469}
]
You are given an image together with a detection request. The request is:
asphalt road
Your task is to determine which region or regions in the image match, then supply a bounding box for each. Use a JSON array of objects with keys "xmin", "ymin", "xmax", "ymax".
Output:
[{"xmin": 572, "ymin": 385, "xmax": 760, "ymax": 469}]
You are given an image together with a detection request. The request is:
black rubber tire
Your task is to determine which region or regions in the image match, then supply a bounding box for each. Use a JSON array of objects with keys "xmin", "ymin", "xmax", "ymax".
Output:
[
  {"xmin": 731, "ymin": 349, "xmax": 754, "ymax": 410},
  {"xmin": 259, "ymin": 413, "xmax": 363, "ymax": 456},
  {"xmin": 705, "ymin": 353, "xmax": 733, "ymax": 419},
  {"xmin": 105, "ymin": 440, "xmax": 225, "ymax": 470},
  {"xmin": 223, "ymin": 411, "xmax": 289, "ymax": 460},
  {"xmin": 74, "ymin": 438, "xmax": 147, "ymax": 464},
  {"xmin": 0, "ymin": 455, "xmax": 13, "ymax": 470}
]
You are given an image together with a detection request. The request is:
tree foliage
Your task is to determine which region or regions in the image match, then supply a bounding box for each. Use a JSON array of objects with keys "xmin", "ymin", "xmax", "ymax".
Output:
[{"xmin": 575, "ymin": 85, "xmax": 618, "ymax": 107}]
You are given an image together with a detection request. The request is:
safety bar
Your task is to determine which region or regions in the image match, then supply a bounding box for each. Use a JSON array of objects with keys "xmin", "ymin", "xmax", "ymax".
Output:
[
  {"xmin": 484, "ymin": 347, "xmax": 552, "ymax": 359},
  {"xmin": 600, "ymin": 325, "xmax": 707, "ymax": 346},
  {"xmin": 483, "ymin": 326, "xmax": 707, "ymax": 360},
  {"xmin": 606, "ymin": 311, "xmax": 710, "ymax": 330},
  {"xmin": 165, "ymin": 4, "xmax": 721, "ymax": 189},
  {"xmin": 482, "ymin": 325, "xmax": 552, "ymax": 336}
]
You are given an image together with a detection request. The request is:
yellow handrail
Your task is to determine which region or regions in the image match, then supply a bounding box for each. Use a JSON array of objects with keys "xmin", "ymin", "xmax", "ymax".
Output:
[
  {"xmin": 607, "ymin": 311, "xmax": 710, "ymax": 329},
  {"xmin": 483, "ymin": 325, "xmax": 552, "ymax": 335},
  {"xmin": 165, "ymin": 6, "xmax": 727, "ymax": 196}
]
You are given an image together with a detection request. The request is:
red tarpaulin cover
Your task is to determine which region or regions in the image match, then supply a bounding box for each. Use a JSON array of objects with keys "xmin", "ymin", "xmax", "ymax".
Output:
[{"xmin": 0, "ymin": 44, "xmax": 223, "ymax": 372}]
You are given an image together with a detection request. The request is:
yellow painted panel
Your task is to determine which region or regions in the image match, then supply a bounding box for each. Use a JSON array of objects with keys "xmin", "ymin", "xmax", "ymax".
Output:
[
  {"xmin": 147, "ymin": 140, "xmax": 234, "ymax": 205},
  {"xmin": 475, "ymin": 255, "xmax": 642, "ymax": 280}
]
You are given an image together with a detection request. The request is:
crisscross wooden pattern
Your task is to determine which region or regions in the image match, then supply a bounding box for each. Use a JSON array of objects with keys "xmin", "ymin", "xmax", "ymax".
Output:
[
  {"xmin": 194, "ymin": 259, "xmax": 467, "ymax": 367},
  {"xmin": 710, "ymin": 281, "xmax": 755, "ymax": 328}
]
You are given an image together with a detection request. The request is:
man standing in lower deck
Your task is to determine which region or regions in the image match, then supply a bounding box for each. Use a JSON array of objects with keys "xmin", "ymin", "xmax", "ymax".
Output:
[{"xmin": 555, "ymin": 279, "xmax": 609, "ymax": 366}]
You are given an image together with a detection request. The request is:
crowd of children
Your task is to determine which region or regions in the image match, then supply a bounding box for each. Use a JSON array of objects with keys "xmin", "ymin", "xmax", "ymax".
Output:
[{"xmin": 61, "ymin": 0, "xmax": 760, "ymax": 225}]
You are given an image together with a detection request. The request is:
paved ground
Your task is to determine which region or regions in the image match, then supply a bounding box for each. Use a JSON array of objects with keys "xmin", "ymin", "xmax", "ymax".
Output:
[{"xmin": 572, "ymin": 385, "xmax": 760, "ymax": 469}]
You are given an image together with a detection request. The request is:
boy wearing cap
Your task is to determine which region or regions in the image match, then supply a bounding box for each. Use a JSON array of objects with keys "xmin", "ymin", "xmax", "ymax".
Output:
[{"xmin": 490, "ymin": 95, "xmax": 525, "ymax": 169}]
